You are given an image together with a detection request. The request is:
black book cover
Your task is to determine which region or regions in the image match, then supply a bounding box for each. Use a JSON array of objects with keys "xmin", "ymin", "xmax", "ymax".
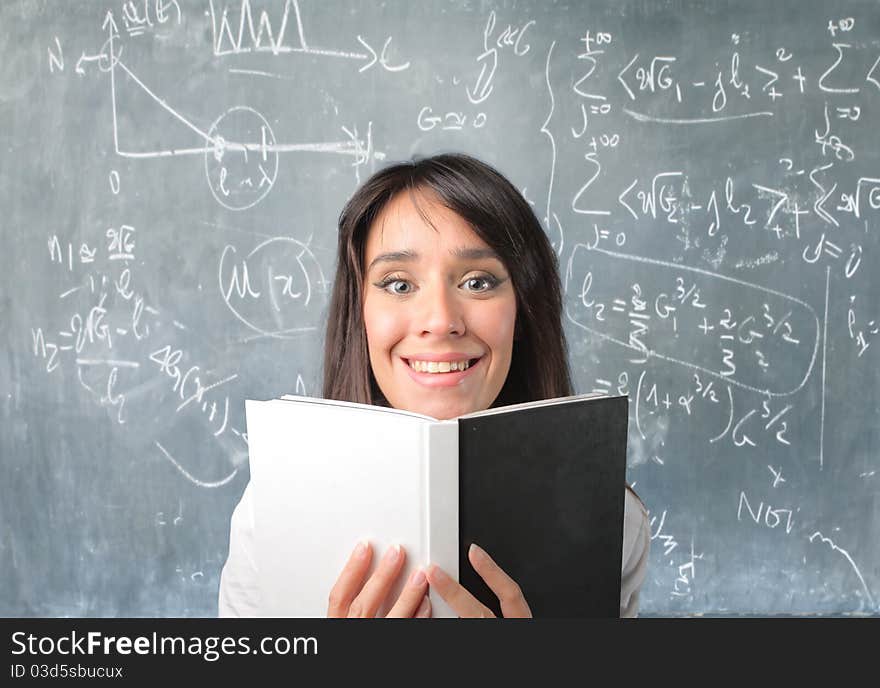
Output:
[{"xmin": 457, "ymin": 396, "xmax": 629, "ymax": 618}]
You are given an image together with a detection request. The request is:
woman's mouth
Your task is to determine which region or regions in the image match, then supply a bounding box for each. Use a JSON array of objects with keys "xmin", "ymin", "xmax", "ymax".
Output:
[
  {"xmin": 404, "ymin": 358, "xmax": 480, "ymax": 373},
  {"xmin": 400, "ymin": 356, "xmax": 484, "ymax": 386}
]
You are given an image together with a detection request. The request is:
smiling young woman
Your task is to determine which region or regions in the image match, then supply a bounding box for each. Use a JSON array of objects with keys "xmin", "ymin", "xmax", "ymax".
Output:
[
  {"xmin": 360, "ymin": 191, "xmax": 518, "ymax": 421},
  {"xmin": 219, "ymin": 153, "xmax": 650, "ymax": 618}
]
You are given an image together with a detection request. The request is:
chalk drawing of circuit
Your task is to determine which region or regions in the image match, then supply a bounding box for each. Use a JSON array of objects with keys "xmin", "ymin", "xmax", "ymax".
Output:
[{"xmin": 93, "ymin": 0, "xmax": 407, "ymax": 210}]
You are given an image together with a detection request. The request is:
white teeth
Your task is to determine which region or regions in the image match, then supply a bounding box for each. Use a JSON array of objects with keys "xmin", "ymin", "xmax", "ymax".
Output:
[{"xmin": 408, "ymin": 359, "xmax": 472, "ymax": 373}]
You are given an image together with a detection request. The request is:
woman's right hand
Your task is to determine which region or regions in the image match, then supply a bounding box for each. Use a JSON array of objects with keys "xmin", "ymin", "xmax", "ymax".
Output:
[{"xmin": 327, "ymin": 541, "xmax": 432, "ymax": 618}]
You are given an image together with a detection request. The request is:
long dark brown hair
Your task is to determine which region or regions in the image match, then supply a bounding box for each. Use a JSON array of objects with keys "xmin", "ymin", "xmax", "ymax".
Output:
[{"xmin": 322, "ymin": 153, "xmax": 574, "ymax": 409}]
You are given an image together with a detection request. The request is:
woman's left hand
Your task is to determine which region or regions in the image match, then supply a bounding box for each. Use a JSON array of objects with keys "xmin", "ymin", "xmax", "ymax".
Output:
[{"xmin": 426, "ymin": 543, "xmax": 532, "ymax": 618}]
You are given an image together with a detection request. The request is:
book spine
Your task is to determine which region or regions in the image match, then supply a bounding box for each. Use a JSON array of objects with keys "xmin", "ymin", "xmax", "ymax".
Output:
[{"xmin": 425, "ymin": 422, "xmax": 459, "ymax": 619}]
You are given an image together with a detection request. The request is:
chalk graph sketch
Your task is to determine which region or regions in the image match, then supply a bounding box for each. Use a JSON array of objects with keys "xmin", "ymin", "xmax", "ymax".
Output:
[
  {"xmin": 6, "ymin": 0, "xmax": 879, "ymax": 617},
  {"xmin": 85, "ymin": 0, "xmax": 406, "ymax": 209}
]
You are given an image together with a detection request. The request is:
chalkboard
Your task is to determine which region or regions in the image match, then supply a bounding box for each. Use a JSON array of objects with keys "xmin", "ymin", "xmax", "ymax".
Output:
[{"xmin": 1, "ymin": 0, "xmax": 878, "ymax": 617}]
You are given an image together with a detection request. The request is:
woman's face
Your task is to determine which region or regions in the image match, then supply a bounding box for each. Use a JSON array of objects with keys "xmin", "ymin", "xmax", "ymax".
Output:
[{"xmin": 362, "ymin": 191, "xmax": 517, "ymax": 420}]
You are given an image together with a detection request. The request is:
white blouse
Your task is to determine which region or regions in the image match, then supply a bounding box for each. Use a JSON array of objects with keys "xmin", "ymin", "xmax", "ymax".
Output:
[{"xmin": 218, "ymin": 482, "xmax": 650, "ymax": 618}]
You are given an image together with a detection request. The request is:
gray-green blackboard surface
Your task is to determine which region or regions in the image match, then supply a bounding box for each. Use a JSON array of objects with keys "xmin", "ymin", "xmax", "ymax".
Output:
[{"xmin": 2, "ymin": 0, "xmax": 878, "ymax": 616}]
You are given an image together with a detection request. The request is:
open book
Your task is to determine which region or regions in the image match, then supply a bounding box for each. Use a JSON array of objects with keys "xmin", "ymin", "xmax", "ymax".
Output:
[{"xmin": 244, "ymin": 392, "xmax": 629, "ymax": 618}]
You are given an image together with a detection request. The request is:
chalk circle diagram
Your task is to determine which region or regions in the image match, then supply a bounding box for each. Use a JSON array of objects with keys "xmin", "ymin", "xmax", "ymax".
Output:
[
  {"xmin": 205, "ymin": 106, "xmax": 279, "ymax": 211},
  {"xmin": 219, "ymin": 236, "xmax": 326, "ymax": 339}
]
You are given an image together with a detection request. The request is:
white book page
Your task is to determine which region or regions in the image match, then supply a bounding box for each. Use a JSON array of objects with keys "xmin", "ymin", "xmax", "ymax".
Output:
[
  {"xmin": 246, "ymin": 399, "xmax": 457, "ymax": 617},
  {"xmin": 276, "ymin": 394, "xmax": 442, "ymax": 421}
]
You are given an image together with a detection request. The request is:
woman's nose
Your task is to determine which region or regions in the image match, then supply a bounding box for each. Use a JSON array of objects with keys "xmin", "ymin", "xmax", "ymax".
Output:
[{"xmin": 419, "ymin": 284, "xmax": 465, "ymax": 336}]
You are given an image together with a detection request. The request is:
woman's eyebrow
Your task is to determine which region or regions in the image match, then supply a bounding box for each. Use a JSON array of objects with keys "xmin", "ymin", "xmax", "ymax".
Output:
[{"xmin": 368, "ymin": 247, "xmax": 501, "ymax": 272}]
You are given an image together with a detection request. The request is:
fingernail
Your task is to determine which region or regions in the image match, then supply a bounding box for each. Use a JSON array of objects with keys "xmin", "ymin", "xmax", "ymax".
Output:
[
  {"xmin": 355, "ymin": 540, "xmax": 370, "ymax": 559},
  {"xmin": 409, "ymin": 567, "xmax": 426, "ymax": 586},
  {"xmin": 426, "ymin": 564, "xmax": 450, "ymax": 586},
  {"xmin": 416, "ymin": 595, "xmax": 431, "ymax": 617},
  {"xmin": 384, "ymin": 544, "xmax": 401, "ymax": 563},
  {"xmin": 469, "ymin": 543, "xmax": 487, "ymax": 563}
]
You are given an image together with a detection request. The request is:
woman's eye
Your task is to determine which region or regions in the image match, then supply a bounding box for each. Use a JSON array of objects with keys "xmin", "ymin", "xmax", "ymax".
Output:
[
  {"xmin": 463, "ymin": 276, "xmax": 497, "ymax": 292},
  {"xmin": 378, "ymin": 278, "xmax": 412, "ymax": 295},
  {"xmin": 375, "ymin": 274, "xmax": 499, "ymax": 295}
]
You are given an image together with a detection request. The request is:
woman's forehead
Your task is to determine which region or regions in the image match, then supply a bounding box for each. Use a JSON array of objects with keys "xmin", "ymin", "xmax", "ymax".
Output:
[{"xmin": 366, "ymin": 191, "xmax": 491, "ymax": 255}]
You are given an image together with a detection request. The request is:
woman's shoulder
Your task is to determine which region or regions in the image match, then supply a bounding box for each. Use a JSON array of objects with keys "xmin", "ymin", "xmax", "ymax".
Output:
[
  {"xmin": 625, "ymin": 484, "xmax": 647, "ymax": 513},
  {"xmin": 623, "ymin": 484, "xmax": 649, "ymax": 545},
  {"xmin": 218, "ymin": 481, "xmax": 261, "ymax": 617},
  {"xmin": 620, "ymin": 484, "xmax": 650, "ymax": 617}
]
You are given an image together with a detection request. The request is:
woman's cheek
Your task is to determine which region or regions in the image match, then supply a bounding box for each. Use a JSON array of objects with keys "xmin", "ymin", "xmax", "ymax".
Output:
[
  {"xmin": 365, "ymin": 309, "xmax": 409, "ymax": 369},
  {"xmin": 477, "ymin": 300, "xmax": 517, "ymax": 344},
  {"xmin": 373, "ymin": 307, "xmax": 408, "ymax": 343}
]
